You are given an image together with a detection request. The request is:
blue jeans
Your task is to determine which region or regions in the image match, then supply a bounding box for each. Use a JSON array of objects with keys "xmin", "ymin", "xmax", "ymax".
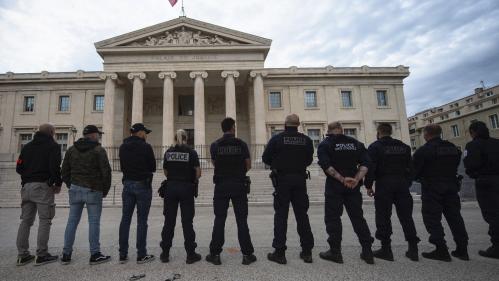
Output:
[
  {"xmin": 63, "ymin": 184, "xmax": 103, "ymax": 255},
  {"xmin": 119, "ymin": 180, "xmax": 152, "ymax": 257}
]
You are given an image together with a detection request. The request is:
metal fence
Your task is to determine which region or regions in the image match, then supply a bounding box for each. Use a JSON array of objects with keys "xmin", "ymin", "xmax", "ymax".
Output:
[{"xmin": 103, "ymin": 144, "xmax": 268, "ymax": 171}]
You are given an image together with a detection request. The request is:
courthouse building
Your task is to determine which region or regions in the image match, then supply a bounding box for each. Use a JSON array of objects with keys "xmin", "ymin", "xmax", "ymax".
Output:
[
  {"xmin": 408, "ymin": 84, "xmax": 499, "ymax": 151},
  {"xmin": 0, "ymin": 17, "xmax": 411, "ymax": 160}
]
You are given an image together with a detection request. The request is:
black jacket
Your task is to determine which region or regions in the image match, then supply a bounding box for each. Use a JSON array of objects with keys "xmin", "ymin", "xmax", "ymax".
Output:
[
  {"xmin": 463, "ymin": 136, "xmax": 499, "ymax": 178},
  {"xmin": 61, "ymin": 137, "xmax": 112, "ymax": 196},
  {"xmin": 413, "ymin": 137, "xmax": 461, "ymax": 181},
  {"xmin": 16, "ymin": 132, "xmax": 62, "ymax": 186},
  {"xmin": 119, "ymin": 136, "xmax": 156, "ymax": 181}
]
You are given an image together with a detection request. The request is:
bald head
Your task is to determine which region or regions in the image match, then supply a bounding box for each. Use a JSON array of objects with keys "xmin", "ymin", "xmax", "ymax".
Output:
[
  {"xmin": 38, "ymin": 123, "xmax": 55, "ymax": 137},
  {"xmin": 285, "ymin": 114, "xmax": 300, "ymax": 127},
  {"xmin": 328, "ymin": 122, "xmax": 343, "ymax": 135}
]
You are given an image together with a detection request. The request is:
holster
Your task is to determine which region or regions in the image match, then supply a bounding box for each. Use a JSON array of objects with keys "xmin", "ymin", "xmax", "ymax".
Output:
[
  {"xmin": 456, "ymin": 174, "xmax": 464, "ymax": 191},
  {"xmin": 269, "ymin": 170, "xmax": 278, "ymax": 188},
  {"xmin": 244, "ymin": 176, "xmax": 251, "ymax": 194},
  {"xmin": 193, "ymin": 179, "xmax": 199, "ymax": 198},
  {"xmin": 158, "ymin": 180, "xmax": 168, "ymax": 198}
]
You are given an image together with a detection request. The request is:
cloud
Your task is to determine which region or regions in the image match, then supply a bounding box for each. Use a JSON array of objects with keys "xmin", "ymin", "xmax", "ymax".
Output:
[{"xmin": 0, "ymin": 0, "xmax": 498, "ymax": 115}]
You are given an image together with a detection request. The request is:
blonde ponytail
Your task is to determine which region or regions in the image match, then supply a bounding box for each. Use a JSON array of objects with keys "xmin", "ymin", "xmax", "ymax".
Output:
[{"xmin": 175, "ymin": 129, "xmax": 187, "ymax": 145}]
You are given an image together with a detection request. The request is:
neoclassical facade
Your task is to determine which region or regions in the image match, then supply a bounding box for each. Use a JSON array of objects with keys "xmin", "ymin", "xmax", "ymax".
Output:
[{"xmin": 0, "ymin": 17, "xmax": 410, "ymax": 159}]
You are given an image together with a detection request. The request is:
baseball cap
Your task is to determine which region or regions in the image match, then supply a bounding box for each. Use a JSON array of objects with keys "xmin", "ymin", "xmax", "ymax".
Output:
[
  {"xmin": 130, "ymin": 123, "xmax": 152, "ymax": 134},
  {"xmin": 83, "ymin": 125, "xmax": 104, "ymax": 135}
]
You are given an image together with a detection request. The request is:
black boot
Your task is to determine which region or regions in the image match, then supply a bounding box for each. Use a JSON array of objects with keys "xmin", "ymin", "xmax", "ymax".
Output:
[
  {"xmin": 186, "ymin": 252, "xmax": 202, "ymax": 264},
  {"xmin": 242, "ymin": 254, "xmax": 257, "ymax": 265},
  {"xmin": 422, "ymin": 246, "xmax": 451, "ymax": 262},
  {"xmin": 451, "ymin": 245, "xmax": 469, "ymax": 261},
  {"xmin": 360, "ymin": 246, "xmax": 374, "ymax": 264},
  {"xmin": 373, "ymin": 244, "xmax": 394, "ymax": 261},
  {"xmin": 160, "ymin": 250, "xmax": 170, "ymax": 263},
  {"xmin": 267, "ymin": 249, "xmax": 287, "ymax": 265},
  {"xmin": 319, "ymin": 248, "xmax": 343, "ymax": 264},
  {"xmin": 478, "ymin": 246, "xmax": 499, "ymax": 259},
  {"xmin": 405, "ymin": 243, "xmax": 419, "ymax": 261},
  {"xmin": 299, "ymin": 250, "xmax": 313, "ymax": 263},
  {"xmin": 205, "ymin": 253, "xmax": 222, "ymax": 265}
]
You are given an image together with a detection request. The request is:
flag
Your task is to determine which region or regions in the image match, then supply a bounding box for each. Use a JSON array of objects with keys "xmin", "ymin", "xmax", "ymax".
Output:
[{"xmin": 169, "ymin": 0, "xmax": 178, "ymax": 7}]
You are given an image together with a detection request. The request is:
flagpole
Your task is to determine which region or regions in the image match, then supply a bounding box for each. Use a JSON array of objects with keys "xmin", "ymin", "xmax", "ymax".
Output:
[{"xmin": 181, "ymin": 0, "xmax": 186, "ymax": 17}]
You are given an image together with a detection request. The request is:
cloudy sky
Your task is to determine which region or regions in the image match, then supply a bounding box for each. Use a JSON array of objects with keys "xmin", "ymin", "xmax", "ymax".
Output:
[{"xmin": 1, "ymin": 0, "xmax": 498, "ymax": 115}]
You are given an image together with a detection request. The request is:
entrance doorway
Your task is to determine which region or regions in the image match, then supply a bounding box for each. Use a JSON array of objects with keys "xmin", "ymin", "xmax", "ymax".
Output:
[{"xmin": 184, "ymin": 129, "xmax": 194, "ymax": 146}]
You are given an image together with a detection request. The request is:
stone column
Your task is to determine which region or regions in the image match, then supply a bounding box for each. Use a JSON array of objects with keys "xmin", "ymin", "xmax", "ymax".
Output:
[
  {"xmin": 250, "ymin": 71, "xmax": 268, "ymax": 144},
  {"xmin": 189, "ymin": 71, "xmax": 208, "ymax": 147},
  {"xmin": 159, "ymin": 71, "xmax": 177, "ymax": 147},
  {"xmin": 127, "ymin": 72, "xmax": 146, "ymax": 125},
  {"xmin": 99, "ymin": 72, "xmax": 118, "ymax": 147},
  {"xmin": 221, "ymin": 71, "xmax": 239, "ymax": 120}
]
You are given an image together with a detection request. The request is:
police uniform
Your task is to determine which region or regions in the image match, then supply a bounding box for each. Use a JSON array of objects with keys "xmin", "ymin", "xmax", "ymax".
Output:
[
  {"xmin": 262, "ymin": 127, "xmax": 315, "ymax": 257},
  {"xmin": 464, "ymin": 135, "xmax": 499, "ymax": 257},
  {"xmin": 366, "ymin": 136, "xmax": 420, "ymax": 247},
  {"xmin": 208, "ymin": 133, "xmax": 254, "ymax": 257},
  {"xmin": 413, "ymin": 137, "xmax": 469, "ymax": 253},
  {"xmin": 317, "ymin": 134, "xmax": 374, "ymax": 251},
  {"xmin": 160, "ymin": 144, "xmax": 200, "ymax": 257}
]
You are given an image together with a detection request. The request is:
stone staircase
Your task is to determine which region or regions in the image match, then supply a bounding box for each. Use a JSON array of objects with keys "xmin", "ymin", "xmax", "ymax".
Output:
[{"xmin": 0, "ymin": 164, "xmax": 421, "ymax": 208}]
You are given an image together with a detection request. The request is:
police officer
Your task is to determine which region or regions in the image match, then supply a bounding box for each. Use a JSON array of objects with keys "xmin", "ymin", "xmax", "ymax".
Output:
[
  {"xmin": 463, "ymin": 121, "xmax": 499, "ymax": 259},
  {"xmin": 317, "ymin": 122, "xmax": 375, "ymax": 264},
  {"xmin": 262, "ymin": 114, "xmax": 315, "ymax": 264},
  {"xmin": 159, "ymin": 129, "xmax": 202, "ymax": 264},
  {"xmin": 206, "ymin": 117, "xmax": 257, "ymax": 266},
  {"xmin": 365, "ymin": 123, "xmax": 420, "ymax": 262},
  {"xmin": 413, "ymin": 124, "xmax": 469, "ymax": 261}
]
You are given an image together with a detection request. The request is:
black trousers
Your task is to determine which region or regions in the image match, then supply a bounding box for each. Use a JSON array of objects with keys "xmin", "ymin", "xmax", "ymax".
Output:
[
  {"xmin": 374, "ymin": 178, "xmax": 420, "ymax": 245},
  {"xmin": 272, "ymin": 174, "xmax": 314, "ymax": 252},
  {"xmin": 324, "ymin": 180, "xmax": 374, "ymax": 249},
  {"xmin": 421, "ymin": 180, "xmax": 468, "ymax": 248},
  {"xmin": 475, "ymin": 176, "xmax": 499, "ymax": 247},
  {"xmin": 160, "ymin": 181, "xmax": 197, "ymax": 254},
  {"xmin": 209, "ymin": 181, "xmax": 254, "ymax": 256}
]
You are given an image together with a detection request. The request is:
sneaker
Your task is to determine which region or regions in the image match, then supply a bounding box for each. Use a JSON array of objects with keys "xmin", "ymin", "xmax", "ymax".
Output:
[
  {"xmin": 451, "ymin": 247, "xmax": 469, "ymax": 261},
  {"xmin": 405, "ymin": 243, "xmax": 419, "ymax": 261},
  {"xmin": 242, "ymin": 254, "xmax": 257, "ymax": 265},
  {"xmin": 373, "ymin": 246, "xmax": 394, "ymax": 261},
  {"xmin": 205, "ymin": 253, "xmax": 221, "ymax": 265},
  {"xmin": 299, "ymin": 251, "xmax": 313, "ymax": 263},
  {"xmin": 16, "ymin": 255, "xmax": 35, "ymax": 266},
  {"xmin": 60, "ymin": 253, "xmax": 72, "ymax": 265},
  {"xmin": 137, "ymin": 254, "xmax": 155, "ymax": 264},
  {"xmin": 34, "ymin": 254, "xmax": 58, "ymax": 266},
  {"xmin": 360, "ymin": 247, "xmax": 374, "ymax": 265},
  {"xmin": 119, "ymin": 255, "xmax": 128, "ymax": 264},
  {"xmin": 186, "ymin": 253, "xmax": 202, "ymax": 264},
  {"xmin": 478, "ymin": 246, "xmax": 499, "ymax": 259},
  {"xmin": 319, "ymin": 249, "xmax": 343, "ymax": 264},
  {"xmin": 422, "ymin": 247, "xmax": 451, "ymax": 262},
  {"xmin": 267, "ymin": 250, "xmax": 287, "ymax": 265},
  {"xmin": 160, "ymin": 251, "xmax": 170, "ymax": 263},
  {"xmin": 89, "ymin": 253, "xmax": 111, "ymax": 265}
]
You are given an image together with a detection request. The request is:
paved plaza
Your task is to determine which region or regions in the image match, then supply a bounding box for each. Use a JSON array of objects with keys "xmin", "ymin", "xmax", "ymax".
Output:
[{"xmin": 0, "ymin": 202, "xmax": 497, "ymax": 281}]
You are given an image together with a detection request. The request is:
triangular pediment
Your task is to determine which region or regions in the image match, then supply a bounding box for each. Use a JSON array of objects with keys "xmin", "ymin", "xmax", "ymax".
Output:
[{"xmin": 95, "ymin": 17, "xmax": 271, "ymax": 49}]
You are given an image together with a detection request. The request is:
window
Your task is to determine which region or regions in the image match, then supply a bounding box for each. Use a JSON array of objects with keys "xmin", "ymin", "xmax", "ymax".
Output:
[
  {"xmin": 269, "ymin": 91, "xmax": 282, "ymax": 109},
  {"xmin": 454, "ymin": 110, "xmax": 461, "ymax": 116},
  {"xmin": 23, "ymin": 96, "xmax": 35, "ymax": 112},
  {"xmin": 341, "ymin": 91, "xmax": 353, "ymax": 107},
  {"xmin": 474, "ymin": 103, "xmax": 483, "ymax": 110},
  {"xmin": 58, "ymin": 95, "xmax": 70, "ymax": 112},
  {"xmin": 270, "ymin": 127, "xmax": 284, "ymax": 137},
  {"xmin": 178, "ymin": 95, "xmax": 194, "ymax": 116},
  {"xmin": 486, "ymin": 91, "xmax": 494, "ymax": 97},
  {"xmin": 490, "ymin": 114, "xmax": 499, "ymax": 129},
  {"xmin": 492, "ymin": 98, "xmax": 497, "ymax": 104},
  {"xmin": 19, "ymin": 133, "xmax": 33, "ymax": 151},
  {"xmin": 344, "ymin": 128, "xmax": 357, "ymax": 138},
  {"xmin": 428, "ymin": 119, "xmax": 433, "ymax": 124},
  {"xmin": 451, "ymin": 125, "xmax": 459, "ymax": 138},
  {"xmin": 56, "ymin": 133, "xmax": 69, "ymax": 154},
  {"xmin": 307, "ymin": 129, "xmax": 321, "ymax": 148},
  {"xmin": 94, "ymin": 95, "xmax": 104, "ymax": 111},
  {"xmin": 305, "ymin": 91, "xmax": 317, "ymax": 108},
  {"xmin": 376, "ymin": 90, "xmax": 388, "ymax": 107},
  {"xmin": 440, "ymin": 116, "xmax": 445, "ymax": 120},
  {"xmin": 466, "ymin": 98, "xmax": 473, "ymax": 103}
]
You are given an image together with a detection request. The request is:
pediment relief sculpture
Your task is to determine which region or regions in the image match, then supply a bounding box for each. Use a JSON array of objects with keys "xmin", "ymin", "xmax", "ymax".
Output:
[{"xmin": 126, "ymin": 27, "xmax": 245, "ymax": 47}]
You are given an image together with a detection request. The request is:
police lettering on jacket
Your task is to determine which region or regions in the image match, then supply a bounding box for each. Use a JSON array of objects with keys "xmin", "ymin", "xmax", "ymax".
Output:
[
  {"xmin": 164, "ymin": 145, "xmax": 199, "ymax": 182},
  {"xmin": 211, "ymin": 135, "xmax": 249, "ymax": 179}
]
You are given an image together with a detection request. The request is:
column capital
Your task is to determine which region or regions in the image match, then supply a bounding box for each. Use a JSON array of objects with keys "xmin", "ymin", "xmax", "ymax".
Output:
[
  {"xmin": 189, "ymin": 71, "xmax": 208, "ymax": 79},
  {"xmin": 221, "ymin": 70, "xmax": 240, "ymax": 79},
  {"xmin": 99, "ymin": 72, "xmax": 118, "ymax": 80},
  {"xmin": 127, "ymin": 72, "xmax": 147, "ymax": 80},
  {"xmin": 249, "ymin": 70, "xmax": 268, "ymax": 78},
  {"xmin": 158, "ymin": 71, "xmax": 177, "ymax": 80}
]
